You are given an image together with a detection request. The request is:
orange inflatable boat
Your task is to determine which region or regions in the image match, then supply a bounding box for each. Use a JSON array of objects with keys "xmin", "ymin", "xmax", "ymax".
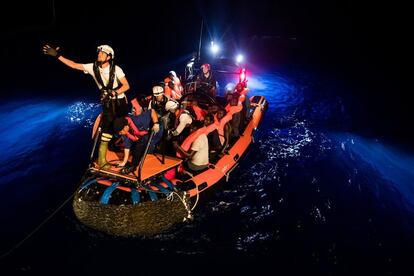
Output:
[{"xmin": 73, "ymin": 79, "xmax": 268, "ymax": 236}]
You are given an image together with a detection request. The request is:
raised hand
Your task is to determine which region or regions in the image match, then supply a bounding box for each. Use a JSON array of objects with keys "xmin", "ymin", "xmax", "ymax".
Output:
[{"xmin": 43, "ymin": 45, "xmax": 61, "ymax": 58}]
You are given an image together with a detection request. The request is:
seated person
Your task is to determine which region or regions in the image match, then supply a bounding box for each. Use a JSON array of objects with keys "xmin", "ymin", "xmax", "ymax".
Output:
[
  {"xmin": 164, "ymin": 71, "xmax": 183, "ymax": 100},
  {"xmin": 196, "ymin": 63, "xmax": 217, "ymax": 97},
  {"xmin": 234, "ymin": 82, "xmax": 250, "ymax": 122},
  {"xmin": 173, "ymin": 121, "xmax": 209, "ymax": 173},
  {"xmin": 207, "ymin": 104, "xmax": 219, "ymax": 117},
  {"xmin": 203, "ymin": 113, "xmax": 221, "ymax": 162},
  {"xmin": 112, "ymin": 97, "xmax": 162, "ymax": 174},
  {"xmin": 226, "ymin": 92, "xmax": 242, "ymax": 138},
  {"xmin": 190, "ymin": 100, "xmax": 208, "ymax": 121},
  {"xmin": 216, "ymin": 108, "xmax": 232, "ymax": 153}
]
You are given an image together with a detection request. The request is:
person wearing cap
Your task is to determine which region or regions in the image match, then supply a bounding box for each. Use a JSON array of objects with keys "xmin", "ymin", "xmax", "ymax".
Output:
[
  {"xmin": 196, "ymin": 63, "xmax": 217, "ymax": 97},
  {"xmin": 112, "ymin": 96, "xmax": 162, "ymax": 174},
  {"xmin": 165, "ymin": 100, "xmax": 193, "ymax": 141},
  {"xmin": 148, "ymin": 85, "xmax": 169, "ymax": 118},
  {"xmin": 43, "ymin": 44, "xmax": 130, "ymax": 170}
]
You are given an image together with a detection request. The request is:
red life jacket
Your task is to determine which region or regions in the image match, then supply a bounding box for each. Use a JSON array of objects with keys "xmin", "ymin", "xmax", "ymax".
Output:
[
  {"xmin": 124, "ymin": 117, "xmax": 148, "ymax": 142},
  {"xmin": 131, "ymin": 98, "xmax": 142, "ymax": 116}
]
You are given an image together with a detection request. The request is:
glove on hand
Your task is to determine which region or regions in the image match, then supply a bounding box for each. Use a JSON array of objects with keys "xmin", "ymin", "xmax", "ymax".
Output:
[
  {"xmin": 43, "ymin": 45, "xmax": 61, "ymax": 58},
  {"xmin": 152, "ymin": 123, "xmax": 160, "ymax": 133}
]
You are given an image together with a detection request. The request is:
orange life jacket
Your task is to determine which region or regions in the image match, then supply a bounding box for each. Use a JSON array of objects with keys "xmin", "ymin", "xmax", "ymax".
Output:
[
  {"xmin": 192, "ymin": 105, "xmax": 208, "ymax": 121},
  {"xmin": 217, "ymin": 114, "xmax": 232, "ymax": 145},
  {"xmin": 164, "ymin": 77, "xmax": 182, "ymax": 100},
  {"xmin": 177, "ymin": 126, "xmax": 208, "ymax": 158},
  {"xmin": 164, "ymin": 78, "xmax": 172, "ymax": 98},
  {"xmin": 172, "ymin": 76, "xmax": 183, "ymax": 99}
]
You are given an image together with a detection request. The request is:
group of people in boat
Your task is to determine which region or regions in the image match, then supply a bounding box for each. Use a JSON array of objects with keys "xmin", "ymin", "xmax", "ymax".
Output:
[{"xmin": 42, "ymin": 44, "xmax": 249, "ymax": 176}]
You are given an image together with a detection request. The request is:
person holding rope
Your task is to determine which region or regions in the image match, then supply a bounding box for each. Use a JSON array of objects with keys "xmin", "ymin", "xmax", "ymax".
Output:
[{"xmin": 43, "ymin": 44, "xmax": 130, "ymax": 169}]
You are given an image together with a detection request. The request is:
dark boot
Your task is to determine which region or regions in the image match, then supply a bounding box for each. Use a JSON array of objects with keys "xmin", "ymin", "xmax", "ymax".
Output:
[{"xmin": 121, "ymin": 164, "xmax": 136, "ymax": 175}]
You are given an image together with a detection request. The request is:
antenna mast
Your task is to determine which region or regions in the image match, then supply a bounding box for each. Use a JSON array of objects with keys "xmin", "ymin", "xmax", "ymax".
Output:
[{"xmin": 197, "ymin": 19, "xmax": 203, "ymax": 61}]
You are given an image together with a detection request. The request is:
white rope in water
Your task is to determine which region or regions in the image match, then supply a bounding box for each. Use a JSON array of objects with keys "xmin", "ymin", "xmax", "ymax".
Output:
[
  {"xmin": 166, "ymin": 192, "xmax": 175, "ymax": 201},
  {"xmin": 138, "ymin": 179, "xmax": 195, "ymax": 221},
  {"xmin": 191, "ymin": 187, "xmax": 200, "ymax": 211}
]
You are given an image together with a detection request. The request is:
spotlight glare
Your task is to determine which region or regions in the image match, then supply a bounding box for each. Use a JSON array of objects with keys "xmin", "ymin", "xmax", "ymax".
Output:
[
  {"xmin": 236, "ymin": 54, "xmax": 244, "ymax": 63},
  {"xmin": 210, "ymin": 41, "xmax": 220, "ymax": 54}
]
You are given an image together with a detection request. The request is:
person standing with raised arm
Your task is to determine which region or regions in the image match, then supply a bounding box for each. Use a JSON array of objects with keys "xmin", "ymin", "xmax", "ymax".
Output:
[{"xmin": 43, "ymin": 44, "xmax": 130, "ymax": 169}]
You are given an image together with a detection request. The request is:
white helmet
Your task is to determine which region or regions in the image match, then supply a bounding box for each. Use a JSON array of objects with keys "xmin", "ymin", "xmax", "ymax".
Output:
[
  {"xmin": 165, "ymin": 100, "xmax": 179, "ymax": 112},
  {"xmin": 169, "ymin": 70, "xmax": 177, "ymax": 78},
  {"xmin": 97, "ymin": 45, "xmax": 114, "ymax": 58},
  {"xmin": 152, "ymin": 85, "xmax": 164, "ymax": 96}
]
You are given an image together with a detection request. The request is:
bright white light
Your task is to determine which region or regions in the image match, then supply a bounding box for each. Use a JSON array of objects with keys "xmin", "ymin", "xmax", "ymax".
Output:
[
  {"xmin": 236, "ymin": 54, "xmax": 244, "ymax": 63},
  {"xmin": 210, "ymin": 41, "xmax": 220, "ymax": 55}
]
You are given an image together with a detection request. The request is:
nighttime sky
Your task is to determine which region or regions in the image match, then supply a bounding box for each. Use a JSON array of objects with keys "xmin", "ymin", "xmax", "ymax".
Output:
[
  {"xmin": 1, "ymin": 0, "xmax": 410, "ymax": 122},
  {"xmin": 2, "ymin": 1, "xmax": 409, "ymax": 70},
  {"xmin": 1, "ymin": 1, "xmax": 355, "ymax": 87}
]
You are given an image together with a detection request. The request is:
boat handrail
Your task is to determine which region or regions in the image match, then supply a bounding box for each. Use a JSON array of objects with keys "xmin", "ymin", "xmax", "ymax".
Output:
[{"xmin": 137, "ymin": 130, "xmax": 155, "ymax": 183}]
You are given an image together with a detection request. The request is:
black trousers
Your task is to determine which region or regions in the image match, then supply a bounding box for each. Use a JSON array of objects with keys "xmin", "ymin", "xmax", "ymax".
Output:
[
  {"xmin": 131, "ymin": 135, "xmax": 149, "ymax": 168},
  {"xmin": 101, "ymin": 98, "xmax": 128, "ymax": 134}
]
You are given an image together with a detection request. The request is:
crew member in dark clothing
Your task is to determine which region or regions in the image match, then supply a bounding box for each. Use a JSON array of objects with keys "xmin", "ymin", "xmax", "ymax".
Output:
[
  {"xmin": 149, "ymin": 85, "xmax": 169, "ymax": 117},
  {"xmin": 196, "ymin": 63, "xmax": 217, "ymax": 97}
]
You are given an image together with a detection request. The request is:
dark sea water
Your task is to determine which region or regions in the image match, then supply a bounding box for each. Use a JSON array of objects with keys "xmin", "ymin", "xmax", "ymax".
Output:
[{"xmin": 1, "ymin": 64, "xmax": 413, "ymax": 275}]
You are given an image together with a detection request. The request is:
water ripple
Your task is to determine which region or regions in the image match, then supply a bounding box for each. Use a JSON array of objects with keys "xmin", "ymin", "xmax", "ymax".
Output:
[
  {"xmin": 262, "ymin": 121, "xmax": 314, "ymax": 159},
  {"xmin": 65, "ymin": 101, "xmax": 101, "ymax": 128}
]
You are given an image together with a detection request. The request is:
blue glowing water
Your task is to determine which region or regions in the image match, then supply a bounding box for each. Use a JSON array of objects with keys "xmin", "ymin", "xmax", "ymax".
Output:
[{"xmin": 1, "ymin": 68, "xmax": 413, "ymax": 275}]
